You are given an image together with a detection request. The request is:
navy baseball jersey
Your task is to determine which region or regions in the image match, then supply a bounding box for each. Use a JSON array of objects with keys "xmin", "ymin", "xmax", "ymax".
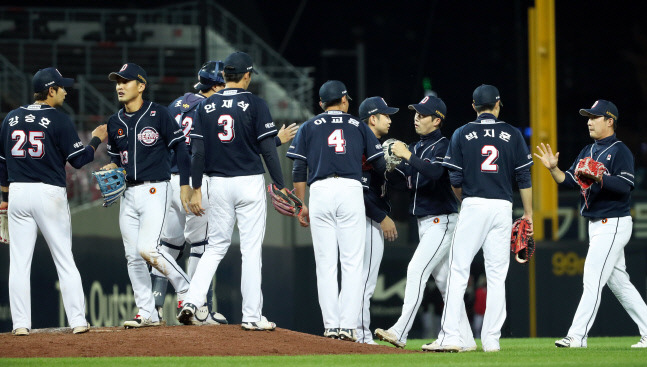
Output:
[
  {"xmin": 190, "ymin": 88, "xmax": 277, "ymax": 176},
  {"xmin": 106, "ymin": 101, "xmax": 185, "ymax": 181},
  {"xmin": 362, "ymin": 155, "xmax": 390, "ymax": 223},
  {"xmin": 168, "ymin": 92, "xmax": 206, "ymax": 173},
  {"xmin": 443, "ymin": 113, "xmax": 533, "ymax": 202},
  {"xmin": 0, "ymin": 104, "xmax": 86, "ymax": 187},
  {"xmin": 562, "ymin": 134, "xmax": 633, "ymax": 218},
  {"xmin": 394, "ymin": 129, "xmax": 458, "ymax": 217},
  {"xmin": 287, "ymin": 110, "xmax": 383, "ymax": 185}
]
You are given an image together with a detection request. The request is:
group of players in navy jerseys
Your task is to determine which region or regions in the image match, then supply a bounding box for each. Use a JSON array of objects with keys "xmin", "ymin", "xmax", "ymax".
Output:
[{"xmin": 2, "ymin": 53, "xmax": 645, "ymax": 350}]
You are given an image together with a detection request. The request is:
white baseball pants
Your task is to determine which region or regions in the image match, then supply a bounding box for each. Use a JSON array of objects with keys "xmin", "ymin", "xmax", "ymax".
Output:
[
  {"xmin": 566, "ymin": 216, "xmax": 647, "ymax": 344},
  {"xmin": 439, "ymin": 198, "xmax": 512, "ymax": 351},
  {"xmin": 183, "ymin": 174, "xmax": 266, "ymax": 323},
  {"xmin": 310, "ymin": 177, "xmax": 366, "ymax": 330},
  {"xmin": 120, "ymin": 182, "xmax": 190, "ymax": 320},
  {"xmin": 388, "ymin": 213, "xmax": 475, "ymax": 347},
  {"xmin": 8, "ymin": 183, "xmax": 87, "ymax": 330},
  {"xmin": 356, "ymin": 218, "xmax": 384, "ymax": 342}
]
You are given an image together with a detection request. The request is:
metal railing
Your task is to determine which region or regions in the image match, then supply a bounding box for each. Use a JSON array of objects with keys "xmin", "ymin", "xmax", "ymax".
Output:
[{"xmin": 0, "ymin": 54, "xmax": 28, "ymax": 109}]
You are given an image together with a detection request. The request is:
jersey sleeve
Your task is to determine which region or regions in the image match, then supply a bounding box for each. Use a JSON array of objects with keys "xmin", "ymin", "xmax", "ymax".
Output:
[
  {"xmin": 159, "ymin": 106, "xmax": 185, "ymax": 148},
  {"xmin": 442, "ymin": 128, "xmax": 463, "ymax": 171},
  {"xmin": 610, "ymin": 144, "xmax": 635, "ymax": 187},
  {"xmin": 514, "ymin": 130, "xmax": 533, "ymax": 171},
  {"xmin": 363, "ymin": 123, "xmax": 384, "ymax": 162},
  {"xmin": 56, "ymin": 114, "xmax": 86, "ymax": 161},
  {"xmin": 253, "ymin": 98, "xmax": 278, "ymax": 141},
  {"xmin": 189, "ymin": 101, "xmax": 205, "ymax": 140},
  {"xmin": 286, "ymin": 123, "xmax": 307, "ymax": 161}
]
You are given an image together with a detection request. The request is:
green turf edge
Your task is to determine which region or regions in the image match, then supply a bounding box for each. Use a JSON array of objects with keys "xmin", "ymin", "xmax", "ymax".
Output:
[{"xmin": 1, "ymin": 337, "xmax": 645, "ymax": 367}]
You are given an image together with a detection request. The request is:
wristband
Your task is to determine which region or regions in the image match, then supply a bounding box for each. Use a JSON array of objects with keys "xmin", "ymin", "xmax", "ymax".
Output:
[
  {"xmin": 89, "ymin": 136, "xmax": 102, "ymax": 151},
  {"xmin": 2, "ymin": 191, "xmax": 8, "ymax": 202}
]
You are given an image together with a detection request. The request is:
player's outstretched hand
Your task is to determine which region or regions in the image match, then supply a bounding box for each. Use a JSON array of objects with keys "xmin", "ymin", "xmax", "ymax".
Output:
[
  {"xmin": 381, "ymin": 216, "xmax": 398, "ymax": 241},
  {"xmin": 534, "ymin": 143, "xmax": 559, "ymax": 170},
  {"xmin": 100, "ymin": 163, "xmax": 118, "ymax": 171},
  {"xmin": 92, "ymin": 124, "xmax": 109, "ymax": 142},
  {"xmin": 278, "ymin": 123, "xmax": 299, "ymax": 144},
  {"xmin": 298, "ymin": 205, "xmax": 310, "ymax": 227},
  {"xmin": 391, "ymin": 141, "xmax": 412, "ymax": 160}
]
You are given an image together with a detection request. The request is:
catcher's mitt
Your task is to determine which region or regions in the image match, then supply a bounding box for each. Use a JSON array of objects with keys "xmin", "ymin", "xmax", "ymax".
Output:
[
  {"xmin": 92, "ymin": 168, "xmax": 127, "ymax": 207},
  {"xmin": 267, "ymin": 184, "xmax": 303, "ymax": 217},
  {"xmin": 511, "ymin": 218, "xmax": 535, "ymax": 264},
  {"xmin": 0, "ymin": 209, "xmax": 9, "ymax": 245},
  {"xmin": 574, "ymin": 157, "xmax": 607, "ymax": 190},
  {"xmin": 382, "ymin": 138, "xmax": 406, "ymax": 172}
]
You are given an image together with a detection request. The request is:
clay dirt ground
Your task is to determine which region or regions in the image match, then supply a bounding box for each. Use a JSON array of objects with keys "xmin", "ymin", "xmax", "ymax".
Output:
[{"xmin": 0, "ymin": 325, "xmax": 416, "ymax": 358}]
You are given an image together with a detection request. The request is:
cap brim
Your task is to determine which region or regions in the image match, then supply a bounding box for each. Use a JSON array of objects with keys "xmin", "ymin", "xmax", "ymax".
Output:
[
  {"xmin": 408, "ymin": 104, "xmax": 432, "ymax": 115},
  {"xmin": 344, "ymin": 93, "xmax": 352, "ymax": 101},
  {"xmin": 108, "ymin": 72, "xmax": 134, "ymax": 82},
  {"xmin": 579, "ymin": 108, "xmax": 602, "ymax": 117},
  {"xmin": 381, "ymin": 106, "xmax": 399, "ymax": 115},
  {"xmin": 59, "ymin": 77, "xmax": 74, "ymax": 88},
  {"xmin": 194, "ymin": 82, "xmax": 210, "ymax": 90}
]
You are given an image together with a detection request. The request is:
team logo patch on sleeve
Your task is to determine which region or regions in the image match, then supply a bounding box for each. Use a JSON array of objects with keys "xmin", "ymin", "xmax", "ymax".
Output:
[{"xmin": 137, "ymin": 128, "xmax": 159, "ymax": 146}]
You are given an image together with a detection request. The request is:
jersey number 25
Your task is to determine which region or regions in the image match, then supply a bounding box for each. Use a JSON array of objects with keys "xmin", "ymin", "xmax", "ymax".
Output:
[{"xmin": 11, "ymin": 130, "xmax": 45, "ymax": 158}]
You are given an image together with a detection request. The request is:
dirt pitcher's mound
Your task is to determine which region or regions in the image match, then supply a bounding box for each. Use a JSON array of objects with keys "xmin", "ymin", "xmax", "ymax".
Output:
[{"xmin": 0, "ymin": 325, "xmax": 417, "ymax": 358}]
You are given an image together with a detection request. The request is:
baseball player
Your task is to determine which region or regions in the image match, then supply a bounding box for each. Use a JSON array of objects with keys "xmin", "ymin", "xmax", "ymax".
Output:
[
  {"xmin": 355, "ymin": 96, "xmax": 399, "ymax": 344},
  {"xmin": 374, "ymin": 96, "xmax": 476, "ymax": 352},
  {"xmin": 436, "ymin": 85, "xmax": 533, "ymax": 352},
  {"xmin": 535, "ymin": 100, "xmax": 647, "ymax": 349},
  {"xmin": 0, "ymin": 67, "xmax": 108, "ymax": 335},
  {"xmin": 177, "ymin": 52, "xmax": 283, "ymax": 331},
  {"xmin": 287, "ymin": 80, "xmax": 386, "ymax": 341},
  {"xmin": 101, "ymin": 63, "xmax": 193, "ymax": 328}
]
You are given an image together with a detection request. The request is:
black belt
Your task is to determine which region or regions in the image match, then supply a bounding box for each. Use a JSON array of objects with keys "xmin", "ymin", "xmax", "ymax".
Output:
[{"xmin": 126, "ymin": 179, "xmax": 167, "ymax": 188}]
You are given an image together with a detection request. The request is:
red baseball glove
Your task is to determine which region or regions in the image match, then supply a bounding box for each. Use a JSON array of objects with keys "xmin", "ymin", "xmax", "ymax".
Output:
[
  {"xmin": 511, "ymin": 218, "xmax": 535, "ymax": 263},
  {"xmin": 267, "ymin": 184, "xmax": 303, "ymax": 217},
  {"xmin": 574, "ymin": 157, "xmax": 607, "ymax": 190}
]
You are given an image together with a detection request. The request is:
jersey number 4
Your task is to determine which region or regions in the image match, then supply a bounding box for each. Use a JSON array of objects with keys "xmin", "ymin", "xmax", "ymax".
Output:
[
  {"xmin": 328, "ymin": 129, "xmax": 346, "ymax": 153},
  {"xmin": 481, "ymin": 145, "xmax": 499, "ymax": 172},
  {"xmin": 11, "ymin": 130, "xmax": 45, "ymax": 158}
]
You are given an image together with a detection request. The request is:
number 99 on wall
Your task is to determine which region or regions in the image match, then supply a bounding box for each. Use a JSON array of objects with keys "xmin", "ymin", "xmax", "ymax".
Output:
[{"xmin": 552, "ymin": 251, "xmax": 585, "ymax": 276}]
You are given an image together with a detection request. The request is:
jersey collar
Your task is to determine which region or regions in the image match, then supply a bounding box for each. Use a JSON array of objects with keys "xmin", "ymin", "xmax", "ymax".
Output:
[
  {"xmin": 420, "ymin": 128, "xmax": 442, "ymax": 142},
  {"xmin": 594, "ymin": 133, "xmax": 617, "ymax": 146},
  {"xmin": 476, "ymin": 113, "xmax": 498, "ymax": 123}
]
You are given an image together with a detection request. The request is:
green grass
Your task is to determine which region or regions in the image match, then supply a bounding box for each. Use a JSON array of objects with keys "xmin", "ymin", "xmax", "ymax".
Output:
[{"xmin": 1, "ymin": 337, "xmax": 645, "ymax": 366}]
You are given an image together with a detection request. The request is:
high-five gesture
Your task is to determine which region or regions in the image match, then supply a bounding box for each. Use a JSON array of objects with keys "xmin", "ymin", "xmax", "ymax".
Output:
[{"xmin": 534, "ymin": 143, "xmax": 565, "ymax": 184}]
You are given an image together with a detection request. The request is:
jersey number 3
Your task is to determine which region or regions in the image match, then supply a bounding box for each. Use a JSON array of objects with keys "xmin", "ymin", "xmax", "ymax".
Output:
[
  {"xmin": 11, "ymin": 130, "xmax": 45, "ymax": 158},
  {"xmin": 481, "ymin": 145, "xmax": 499, "ymax": 172},
  {"xmin": 328, "ymin": 129, "xmax": 346, "ymax": 153},
  {"xmin": 218, "ymin": 115, "xmax": 234, "ymax": 142}
]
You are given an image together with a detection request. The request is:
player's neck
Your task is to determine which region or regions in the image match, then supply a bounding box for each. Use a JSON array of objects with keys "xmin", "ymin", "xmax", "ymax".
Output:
[
  {"xmin": 124, "ymin": 97, "xmax": 144, "ymax": 113},
  {"xmin": 34, "ymin": 99, "xmax": 55, "ymax": 108},
  {"xmin": 225, "ymin": 81, "xmax": 247, "ymax": 90}
]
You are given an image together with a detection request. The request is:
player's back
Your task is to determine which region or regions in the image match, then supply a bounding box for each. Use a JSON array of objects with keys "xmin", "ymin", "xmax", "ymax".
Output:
[
  {"xmin": 445, "ymin": 115, "xmax": 532, "ymax": 202},
  {"xmin": 195, "ymin": 88, "xmax": 276, "ymax": 177},
  {"xmin": 289, "ymin": 110, "xmax": 382, "ymax": 185},
  {"xmin": 0, "ymin": 104, "xmax": 78, "ymax": 187}
]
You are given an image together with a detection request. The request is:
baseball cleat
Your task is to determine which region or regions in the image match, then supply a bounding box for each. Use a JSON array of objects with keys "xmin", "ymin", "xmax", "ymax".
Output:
[
  {"xmin": 555, "ymin": 336, "xmax": 585, "ymax": 348},
  {"xmin": 483, "ymin": 347, "xmax": 500, "ymax": 352},
  {"xmin": 241, "ymin": 316, "xmax": 276, "ymax": 331},
  {"xmin": 12, "ymin": 328, "xmax": 29, "ymax": 336},
  {"xmin": 324, "ymin": 328, "xmax": 339, "ymax": 339},
  {"xmin": 177, "ymin": 303, "xmax": 197, "ymax": 325},
  {"xmin": 375, "ymin": 328, "xmax": 405, "ymax": 348},
  {"xmin": 631, "ymin": 336, "xmax": 647, "ymax": 348},
  {"xmin": 423, "ymin": 342, "xmax": 461, "ymax": 353},
  {"xmin": 193, "ymin": 305, "xmax": 228, "ymax": 325},
  {"xmin": 360, "ymin": 339, "xmax": 378, "ymax": 345},
  {"xmin": 421, "ymin": 340, "xmax": 441, "ymax": 352},
  {"xmin": 124, "ymin": 314, "xmax": 161, "ymax": 329},
  {"xmin": 338, "ymin": 328, "xmax": 358, "ymax": 342},
  {"xmin": 72, "ymin": 323, "xmax": 90, "ymax": 334},
  {"xmin": 460, "ymin": 345, "xmax": 478, "ymax": 352}
]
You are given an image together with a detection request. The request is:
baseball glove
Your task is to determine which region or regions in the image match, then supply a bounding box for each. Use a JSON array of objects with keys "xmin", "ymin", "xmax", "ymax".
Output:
[
  {"xmin": 382, "ymin": 138, "xmax": 406, "ymax": 172},
  {"xmin": 92, "ymin": 168, "xmax": 127, "ymax": 207},
  {"xmin": 267, "ymin": 184, "xmax": 303, "ymax": 217},
  {"xmin": 574, "ymin": 157, "xmax": 607, "ymax": 190},
  {"xmin": 0, "ymin": 209, "xmax": 9, "ymax": 245},
  {"xmin": 511, "ymin": 218, "xmax": 535, "ymax": 264}
]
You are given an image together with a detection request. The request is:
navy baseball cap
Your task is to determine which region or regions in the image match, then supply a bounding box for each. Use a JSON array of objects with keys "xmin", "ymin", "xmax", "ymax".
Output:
[
  {"xmin": 472, "ymin": 84, "xmax": 502, "ymax": 107},
  {"xmin": 33, "ymin": 67, "xmax": 74, "ymax": 92},
  {"xmin": 223, "ymin": 51, "xmax": 258, "ymax": 75},
  {"xmin": 194, "ymin": 60, "xmax": 225, "ymax": 90},
  {"xmin": 408, "ymin": 95, "xmax": 447, "ymax": 120},
  {"xmin": 319, "ymin": 80, "xmax": 352, "ymax": 103},
  {"xmin": 579, "ymin": 99, "xmax": 618, "ymax": 121},
  {"xmin": 359, "ymin": 97, "xmax": 399, "ymax": 121},
  {"xmin": 108, "ymin": 63, "xmax": 148, "ymax": 84}
]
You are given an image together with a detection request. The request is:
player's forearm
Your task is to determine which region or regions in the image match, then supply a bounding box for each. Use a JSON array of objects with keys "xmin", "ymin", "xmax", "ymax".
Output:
[
  {"xmin": 519, "ymin": 187, "xmax": 533, "ymax": 217},
  {"xmin": 549, "ymin": 167, "xmax": 566, "ymax": 184},
  {"xmin": 259, "ymin": 137, "xmax": 285, "ymax": 189},
  {"xmin": 294, "ymin": 181, "xmax": 306, "ymax": 201},
  {"xmin": 175, "ymin": 141, "xmax": 191, "ymax": 186},
  {"xmin": 451, "ymin": 186, "xmax": 462, "ymax": 202},
  {"xmin": 408, "ymin": 154, "xmax": 444, "ymax": 181},
  {"xmin": 68, "ymin": 145, "xmax": 98, "ymax": 169},
  {"xmin": 190, "ymin": 139, "xmax": 205, "ymax": 189},
  {"xmin": 0, "ymin": 160, "xmax": 8, "ymax": 187},
  {"xmin": 601, "ymin": 175, "xmax": 632, "ymax": 194}
]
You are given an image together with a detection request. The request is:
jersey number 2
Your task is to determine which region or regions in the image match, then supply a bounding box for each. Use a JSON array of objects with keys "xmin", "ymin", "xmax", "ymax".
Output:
[
  {"xmin": 328, "ymin": 129, "xmax": 346, "ymax": 153},
  {"xmin": 481, "ymin": 145, "xmax": 499, "ymax": 172},
  {"xmin": 175, "ymin": 114, "xmax": 192, "ymax": 144},
  {"xmin": 11, "ymin": 130, "xmax": 44, "ymax": 158}
]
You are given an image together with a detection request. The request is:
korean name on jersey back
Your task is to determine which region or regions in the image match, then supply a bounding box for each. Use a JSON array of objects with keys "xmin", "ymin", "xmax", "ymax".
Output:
[
  {"xmin": 190, "ymin": 88, "xmax": 277, "ymax": 177},
  {"xmin": 106, "ymin": 101, "xmax": 185, "ymax": 181},
  {"xmin": 0, "ymin": 104, "xmax": 85, "ymax": 187},
  {"xmin": 443, "ymin": 116, "xmax": 532, "ymax": 202},
  {"xmin": 287, "ymin": 110, "xmax": 383, "ymax": 185}
]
